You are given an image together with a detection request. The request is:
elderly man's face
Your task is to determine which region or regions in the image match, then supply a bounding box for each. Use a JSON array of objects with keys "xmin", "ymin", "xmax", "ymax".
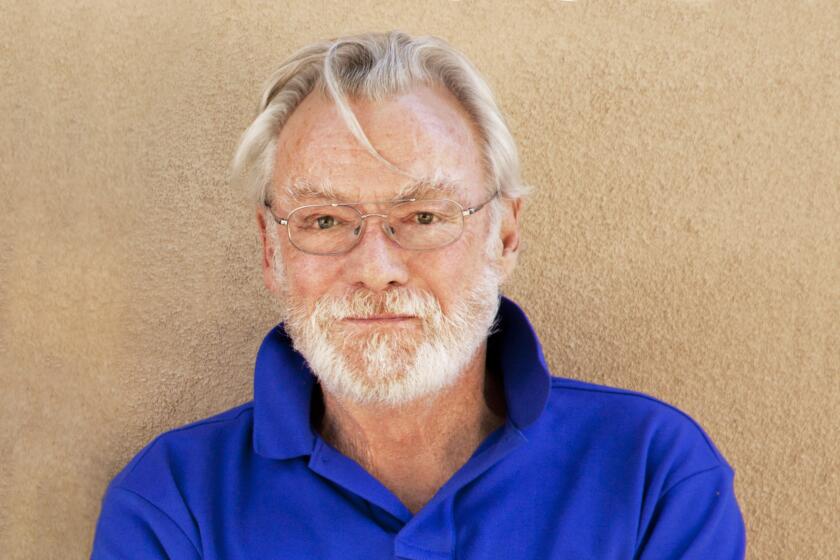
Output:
[{"xmin": 258, "ymin": 83, "xmax": 516, "ymax": 405}]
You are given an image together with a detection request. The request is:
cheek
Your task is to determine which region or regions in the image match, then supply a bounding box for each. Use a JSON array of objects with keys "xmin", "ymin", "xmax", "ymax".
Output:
[
  {"xmin": 453, "ymin": 222, "xmax": 491, "ymax": 270},
  {"xmin": 406, "ymin": 240, "xmax": 484, "ymax": 311},
  {"xmin": 279, "ymin": 244, "xmax": 342, "ymax": 300}
]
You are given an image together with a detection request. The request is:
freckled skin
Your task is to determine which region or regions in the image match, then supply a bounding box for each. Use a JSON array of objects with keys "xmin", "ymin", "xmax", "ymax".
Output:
[
  {"xmin": 255, "ymin": 83, "xmax": 523, "ymax": 513},
  {"xmin": 267, "ymin": 84, "xmax": 492, "ymax": 316}
]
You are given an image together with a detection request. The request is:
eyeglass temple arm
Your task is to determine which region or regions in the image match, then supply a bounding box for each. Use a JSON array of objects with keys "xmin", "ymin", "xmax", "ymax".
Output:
[
  {"xmin": 462, "ymin": 190, "xmax": 500, "ymax": 216},
  {"xmin": 263, "ymin": 201, "xmax": 289, "ymax": 226}
]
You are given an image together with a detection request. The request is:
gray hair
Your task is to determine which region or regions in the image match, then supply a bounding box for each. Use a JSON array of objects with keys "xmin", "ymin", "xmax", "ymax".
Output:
[{"xmin": 229, "ymin": 30, "xmax": 530, "ymax": 209}]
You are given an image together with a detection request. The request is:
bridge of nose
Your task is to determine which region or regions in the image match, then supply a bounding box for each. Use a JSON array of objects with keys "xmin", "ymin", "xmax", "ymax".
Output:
[{"xmin": 354, "ymin": 213, "xmax": 398, "ymax": 241}]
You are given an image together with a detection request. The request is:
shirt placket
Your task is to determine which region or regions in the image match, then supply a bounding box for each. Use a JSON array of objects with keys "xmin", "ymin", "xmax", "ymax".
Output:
[{"xmin": 308, "ymin": 422, "xmax": 528, "ymax": 560}]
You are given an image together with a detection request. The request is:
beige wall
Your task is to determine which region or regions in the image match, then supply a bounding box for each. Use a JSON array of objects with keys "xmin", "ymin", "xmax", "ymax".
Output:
[{"xmin": 1, "ymin": 1, "xmax": 838, "ymax": 558}]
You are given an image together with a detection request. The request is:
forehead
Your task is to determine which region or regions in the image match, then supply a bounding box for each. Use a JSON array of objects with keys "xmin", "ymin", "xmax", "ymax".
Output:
[{"xmin": 271, "ymin": 83, "xmax": 487, "ymax": 203}]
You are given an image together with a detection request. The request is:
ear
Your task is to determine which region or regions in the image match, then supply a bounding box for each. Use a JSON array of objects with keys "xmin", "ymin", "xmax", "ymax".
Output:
[
  {"xmin": 256, "ymin": 208, "xmax": 280, "ymax": 296},
  {"xmin": 497, "ymin": 197, "xmax": 523, "ymax": 282}
]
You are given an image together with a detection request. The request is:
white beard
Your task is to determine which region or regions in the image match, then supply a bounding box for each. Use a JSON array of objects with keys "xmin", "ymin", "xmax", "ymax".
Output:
[{"xmin": 275, "ymin": 259, "xmax": 503, "ymax": 407}]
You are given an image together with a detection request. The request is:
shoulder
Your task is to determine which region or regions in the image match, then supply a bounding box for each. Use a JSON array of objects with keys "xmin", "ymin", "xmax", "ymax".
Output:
[
  {"xmin": 543, "ymin": 376, "xmax": 732, "ymax": 482},
  {"xmin": 527, "ymin": 378, "xmax": 746, "ymax": 556},
  {"xmin": 109, "ymin": 402, "xmax": 255, "ymax": 495},
  {"xmin": 93, "ymin": 404, "xmax": 254, "ymax": 557}
]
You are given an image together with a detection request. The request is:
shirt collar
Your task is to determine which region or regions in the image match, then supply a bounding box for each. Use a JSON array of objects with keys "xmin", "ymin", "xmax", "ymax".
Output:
[{"xmin": 252, "ymin": 295, "xmax": 551, "ymax": 460}]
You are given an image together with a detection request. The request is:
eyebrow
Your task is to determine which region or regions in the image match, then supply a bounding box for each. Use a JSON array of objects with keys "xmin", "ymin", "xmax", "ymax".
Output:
[
  {"xmin": 281, "ymin": 178, "xmax": 343, "ymax": 203},
  {"xmin": 279, "ymin": 176, "xmax": 464, "ymax": 204},
  {"xmin": 394, "ymin": 178, "xmax": 462, "ymax": 200}
]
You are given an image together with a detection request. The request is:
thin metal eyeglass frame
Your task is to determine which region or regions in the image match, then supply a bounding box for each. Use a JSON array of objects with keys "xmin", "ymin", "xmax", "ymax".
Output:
[{"xmin": 262, "ymin": 189, "xmax": 500, "ymax": 256}]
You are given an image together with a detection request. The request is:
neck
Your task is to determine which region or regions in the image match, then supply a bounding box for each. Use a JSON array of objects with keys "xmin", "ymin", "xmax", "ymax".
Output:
[{"xmin": 317, "ymin": 342, "xmax": 506, "ymax": 514}]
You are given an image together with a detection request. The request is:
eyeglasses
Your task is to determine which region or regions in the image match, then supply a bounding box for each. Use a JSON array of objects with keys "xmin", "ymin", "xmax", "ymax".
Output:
[{"xmin": 263, "ymin": 190, "xmax": 499, "ymax": 256}]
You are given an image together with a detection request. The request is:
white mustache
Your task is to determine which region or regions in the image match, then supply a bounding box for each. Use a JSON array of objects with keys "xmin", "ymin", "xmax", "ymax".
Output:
[{"xmin": 312, "ymin": 289, "xmax": 444, "ymax": 322}]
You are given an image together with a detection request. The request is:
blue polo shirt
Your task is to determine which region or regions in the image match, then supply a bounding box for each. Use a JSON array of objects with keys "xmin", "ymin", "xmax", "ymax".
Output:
[{"xmin": 91, "ymin": 297, "xmax": 745, "ymax": 559}]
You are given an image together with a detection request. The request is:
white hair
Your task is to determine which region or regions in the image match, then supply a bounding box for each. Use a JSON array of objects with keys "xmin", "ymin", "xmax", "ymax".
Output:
[{"xmin": 229, "ymin": 30, "xmax": 531, "ymax": 211}]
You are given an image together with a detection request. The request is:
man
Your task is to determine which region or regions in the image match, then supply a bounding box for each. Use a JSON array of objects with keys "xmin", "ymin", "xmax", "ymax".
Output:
[{"xmin": 91, "ymin": 31, "xmax": 746, "ymax": 559}]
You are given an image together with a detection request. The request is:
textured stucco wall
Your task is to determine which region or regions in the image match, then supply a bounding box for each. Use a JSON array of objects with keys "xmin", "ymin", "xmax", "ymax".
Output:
[{"xmin": 1, "ymin": 1, "xmax": 838, "ymax": 558}]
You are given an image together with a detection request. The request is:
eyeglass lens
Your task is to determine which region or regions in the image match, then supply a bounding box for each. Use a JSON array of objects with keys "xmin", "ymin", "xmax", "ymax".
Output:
[{"xmin": 287, "ymin": 200, "xmax": 464, "ymax": 254}]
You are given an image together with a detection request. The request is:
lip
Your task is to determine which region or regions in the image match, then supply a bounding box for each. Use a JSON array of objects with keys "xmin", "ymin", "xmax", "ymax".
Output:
[{"xmin": 342, "ymin": 315, "xmax": 418, "ymax": 323}]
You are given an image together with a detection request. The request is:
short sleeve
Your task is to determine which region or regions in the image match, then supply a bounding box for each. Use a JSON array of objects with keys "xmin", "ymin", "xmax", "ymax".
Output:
[
  {"xmin": 90, "ymin": 485, "xmax": 202, "ymax": 560},
  {"xmin": 635, "ymin": 465, "xmax": 746, "ymax": 559}
]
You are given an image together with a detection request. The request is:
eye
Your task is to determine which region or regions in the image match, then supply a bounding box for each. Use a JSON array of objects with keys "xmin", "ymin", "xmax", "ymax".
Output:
[
  {"xmin": 304, "ymin": 214, "xmax": 341, "ymax": 230},
  {"xmin": 413, "ymin": 211, "xmax": 438, "ymax": 225},
  {"xmin": 317, "ymin": 215, "xmax": 338, "ymax": 229}
]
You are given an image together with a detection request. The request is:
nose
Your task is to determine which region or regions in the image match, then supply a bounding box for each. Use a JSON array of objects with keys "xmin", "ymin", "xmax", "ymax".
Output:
[
  {"xmin": 356, "ymin": 212, "xmax": 398, "ymax": 241},
  {"xmin": 342, "ymin": 214, "xmax": 409, "ymax": 291}
]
